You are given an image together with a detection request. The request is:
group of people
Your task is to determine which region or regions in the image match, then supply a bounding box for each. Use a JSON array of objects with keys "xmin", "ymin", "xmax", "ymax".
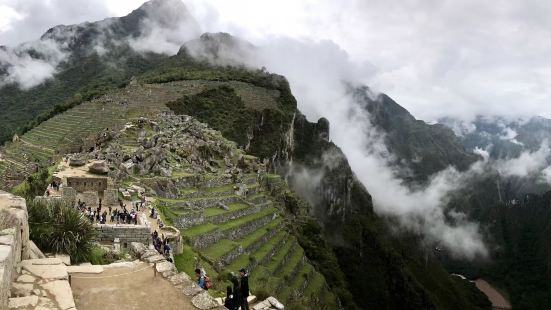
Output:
[
  {"xmin": 45, "ymin": 180, "xmax": 62, "ymax": 196},
  {"xmin": 76, "ymin": 198, "xmax": 140, "ymax": 225},
  {"xmin": 195, "ymin": 268, "xmax": 250, "ymax": 310},
  {"xmin": 151, "ymin": 230, "xmax": 172, "ymax": 261}
]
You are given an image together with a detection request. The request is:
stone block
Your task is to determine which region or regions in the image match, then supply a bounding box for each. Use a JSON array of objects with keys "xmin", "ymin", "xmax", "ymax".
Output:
[
  {"xmin": 8, "ymin": 295, "xmax": 38, "ymax": 309},
  {"xmin": 103, "ymin": 189, "xmax": 118, "ymax": 206},
  {"xmin": 41, "ymin": 280, "xmax": 75, "ymax": 310},
  {"xmin": 23, "ymin": 264, "xmax": 67, "ymax": 280},
  {"xmin": 11, "ymin": 283, "xmax": 33, "ymax": 297},
  {"xmin": 67, "ymin": 265, "xmax": 103, "ymax": 274}
]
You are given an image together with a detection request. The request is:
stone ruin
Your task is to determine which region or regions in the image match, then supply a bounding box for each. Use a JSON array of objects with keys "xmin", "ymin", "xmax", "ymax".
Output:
[{"xmin": 79, "ymin": 191, "xmax": 99, "ymax": 207}]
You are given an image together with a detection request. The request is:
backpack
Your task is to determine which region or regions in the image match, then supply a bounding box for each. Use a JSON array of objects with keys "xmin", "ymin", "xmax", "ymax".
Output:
[{"xmin": 204, "ymin": 275, "xmax": 213, "ymax": 290}]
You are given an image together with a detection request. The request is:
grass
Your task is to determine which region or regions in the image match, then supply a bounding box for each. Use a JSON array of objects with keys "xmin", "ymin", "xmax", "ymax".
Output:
[
  {"xmin": 218, "ymin": 207, "xmax": 276, "ymax": 232},
  {"xmin": 204, "ymin": 183, "xmax": 235, "ymax": 193},
  {"xmin": 174, "ymin": 245, "xmax": 198, "ymax": 276},
  {"xmin": 171, "ymin": 171, "xmax": 194, "ymax": 178},
  {"xmin": 182, "ymin": 223, "xmax": 218, "ymax": 238},
  {"xmin": 204, "ymin": 202, "xmax": 249, "ymax": 217},
  {"xmin": 240, "ymin": 218, "xmax": 283, "ymax": 249},
  {"xmin": 201, "ymin": 239, "xmax": 238, "ymax": 260},
  {"xmin": 250, "ymin": 231, "xmax": 286, "ymax": 262},
  {"xmin": 303, "ymin": 272, "xmax": 325, "ymax": 297},
  {"xmin": 266, "ymin": 237, "xmax": 295, "ymax": 273},
  {"xmin": 278, "ymin": 246, "xmax": 304, "ymax": 279}
]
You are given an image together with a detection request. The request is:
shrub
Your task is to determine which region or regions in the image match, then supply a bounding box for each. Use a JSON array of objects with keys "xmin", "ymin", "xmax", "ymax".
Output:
[{"xmin": 28, "ymin": 199, "xmax": 96, "ymax": 263}]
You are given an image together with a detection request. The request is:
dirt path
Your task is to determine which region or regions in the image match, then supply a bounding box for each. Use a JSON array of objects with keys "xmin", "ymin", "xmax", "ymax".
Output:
[
  {"xmin": 71, "ymin": 262, "xmax": 195, "ymax": 310},
  {"xmin": 474, "ymin": 279, "xmax": 512, "ymax": 309}
]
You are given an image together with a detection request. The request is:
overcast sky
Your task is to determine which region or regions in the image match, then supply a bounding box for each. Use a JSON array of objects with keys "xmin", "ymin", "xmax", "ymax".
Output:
[{"xmin": 1, "ymin": 0, "xmax": 551, "ymax": 122}]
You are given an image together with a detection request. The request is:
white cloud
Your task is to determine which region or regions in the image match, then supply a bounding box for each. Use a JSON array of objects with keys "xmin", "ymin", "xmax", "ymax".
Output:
[{"xmin": 495, "ymin": 141, "xmax": 551, "ymax": 178}]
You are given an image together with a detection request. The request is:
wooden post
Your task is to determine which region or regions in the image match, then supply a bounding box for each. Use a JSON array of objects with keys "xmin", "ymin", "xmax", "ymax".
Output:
[{"xmin": 154, "ymin": 263, "xmax": 157, "ymax": 278}]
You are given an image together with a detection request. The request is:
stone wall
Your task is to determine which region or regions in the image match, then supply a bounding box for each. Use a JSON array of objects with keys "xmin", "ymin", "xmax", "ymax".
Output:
[
  {"xmin": 103, "ymin": 188, "xmax": 118, "ymax": 206},
  {"xmin": 79, "ymin": 191, "xmax": 99, "ymax": 207},
  {"xmin": 94, "ymin": 224, "xmax": 150, "ymax": 247},
  {"xmin": 66, "ymin": 176, "xmax": 108, "ymax": 193},
  {"xmin": 173, "ymin": 211, "xmax": 204, "ymax": 230},
  {"xmin": 0, "ymin": 191, "xmax": 30, "ymax": 309}
]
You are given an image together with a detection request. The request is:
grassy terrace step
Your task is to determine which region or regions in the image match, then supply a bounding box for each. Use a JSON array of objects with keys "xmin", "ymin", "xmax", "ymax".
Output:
[
  {"xmin": 204, "ymin": 203, "xmax": 249, "ymax": 217},
  {"xmin": 182, "ymin": 223, "xmax": 217, "ymax": 238},
  {"xmin": 240, "ymin": 218, "xmax": 283, "ymax": 251},
  {"xmin": 203, "ymin": 183, "xmax": 235, "ymax": 193},
  {"xmin": 277, "ymin": 263, "xmax": 314, "ymax": 302},
  {"xmin": 223, "ymin": 230, "xmax": 287, "ymax": 274},
  {"xmin": 183, "ymin": 207, "xmax": 278, "ymax": 249},
  {"xmin": 202, "ymin": 239, "xmax": 237, "ymax": 261},
  {"xmin": 277, "ymin": 245, "xmax": 304, "ymax": 280},
  {"xmin": 303, "ymin": 272, "xmax": 326, "ymax": 298},
  {"xmin": 265, "ymin": 237, "xmax": 296, "ymax": 274},
  {"xmin": 217, "ymin": 207, "xmax": 277, "ymax": 232}
]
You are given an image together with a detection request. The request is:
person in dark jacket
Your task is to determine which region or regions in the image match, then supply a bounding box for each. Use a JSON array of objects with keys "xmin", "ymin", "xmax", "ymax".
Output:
[
  {"xmin": 224, "ymin": 286, "xmax": 237, "ymax": 310},
  {"xmin": 239, "ymin": 268, "xmax": 250, "ymax": 310},
  {"xmin": 231, "ymin": 278, "xmax": 242, "ymax": 309}
]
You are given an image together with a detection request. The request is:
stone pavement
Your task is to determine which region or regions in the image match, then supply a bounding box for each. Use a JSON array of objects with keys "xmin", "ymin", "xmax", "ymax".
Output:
[{"xmin": 9, "ymin": 257, "xmax": 76, "ymax": 310}]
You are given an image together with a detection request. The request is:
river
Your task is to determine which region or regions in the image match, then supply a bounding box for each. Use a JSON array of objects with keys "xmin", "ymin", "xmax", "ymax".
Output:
[{"xmin": 474, "ymin": 279, "xmax": 512, "ymax": 309}]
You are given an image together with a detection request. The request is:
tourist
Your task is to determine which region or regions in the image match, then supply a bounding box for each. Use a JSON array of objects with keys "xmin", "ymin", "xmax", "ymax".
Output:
[
  {"xmin": 111, "ymin": 210, "xmax": 115, "ymax": 222},
  {"xmin": 195, "ymin": 268, "xmax": 206, "ymax": 289},
  {"xmin": 231, "ymin": 277, "xmax": 242, "ymax": 307},
  {"xmin": 163, "ymin": 242, "xmax": 171, "ymax": 256},
  {"xmin": 239, "ymin": 268, "xmax": 250, "ymax": 310},
  {"xmin": 224, "ymin": 286, "xmax": 237, "ymax": 310},
  {"xmin": 133, "ymin": 212, "xmax": 138, "ymax": 225},
  {"xmin": 140, "ymin": 193, "xmax": 146, "ymax": 208},
  {"xmin": 150, "ymin": 207, "xmax": 155, "ymax": 218},
  {"xmin": 108, "ymin": 206, "xmax": 112, "ymax": 216}
]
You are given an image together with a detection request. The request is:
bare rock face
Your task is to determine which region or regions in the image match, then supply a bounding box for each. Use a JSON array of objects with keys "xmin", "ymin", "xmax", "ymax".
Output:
[{"xmin": 88, "ymin": 160, "xmax": 109, "ymax": 174}]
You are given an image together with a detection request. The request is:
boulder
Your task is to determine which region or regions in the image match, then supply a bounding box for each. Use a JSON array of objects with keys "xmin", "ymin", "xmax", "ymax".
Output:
[
  {"xmin": 129, "ymin": 242, "xmax": 148, "ymax": 258},
  {"xmin": 182, "ymin": 283, "xmax": 204, "ymax": 296},
  {"xmin": 267, "ymin": 297, "xmax": 284, "ymax": 310},
  {"xmin": 191, "ymin": 291, "xmax": 219, "ymax": 309},
  {"xmin": 155, "ymin": 261, "xmax": 175, "ymax": 273},
  {"xmin": 89, "ymin": 160, "xmax": 109, "ymax": 174},
  {"xmin": 144, "ymin": 254, "xmax": 165, "ymax": 263},
  {"xmin": 169, "ymin": 272, "xmax": 192, "ymax": 286},
  {"xmin": 68, "ymin": 156, "xmax": 86, "ymax": 167}
]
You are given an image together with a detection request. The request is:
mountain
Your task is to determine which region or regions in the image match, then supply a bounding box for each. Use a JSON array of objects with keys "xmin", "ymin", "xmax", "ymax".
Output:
[
  {"xmin": 441, "ymin": 116, "xmax": 551, "ymax": 159},
  {"xmin": 0, "ymin": 0, "xmax": 199, "ymax": 144},
  {"xmin": 0, "ymin": 1, "xmax": 492, "ymax": 309},
  {"xmin": 351, "ymin": 86, "xmax": 481, "ymax": 183}
]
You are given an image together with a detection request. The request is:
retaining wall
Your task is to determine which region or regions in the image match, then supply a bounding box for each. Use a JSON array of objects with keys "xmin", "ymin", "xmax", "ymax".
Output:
[
  {"xmin": 0, "ymin": 191, "xmax": 30, "ymax": 309},
  {"xmin": 94, "ymin": 224, "xmax": 150, "ymax": 246}
]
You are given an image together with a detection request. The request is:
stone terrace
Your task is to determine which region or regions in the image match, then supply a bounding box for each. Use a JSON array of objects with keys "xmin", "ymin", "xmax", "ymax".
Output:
[{"xmin": 158, "ymin": 173, "xmax": 336, "ymax": 306}]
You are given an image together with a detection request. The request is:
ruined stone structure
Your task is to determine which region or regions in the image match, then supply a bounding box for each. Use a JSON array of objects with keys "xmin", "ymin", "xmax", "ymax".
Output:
[
  {"xmin": 66, "ymin": 177, "xmax": 107, "ymax": 193},
  {"xmin": 0, "ymin": 191, "xmax": 29, "ymax": 309},
  {"xmin": 94, "ymin": 224, "xmax": 151, "ymax": 247}
]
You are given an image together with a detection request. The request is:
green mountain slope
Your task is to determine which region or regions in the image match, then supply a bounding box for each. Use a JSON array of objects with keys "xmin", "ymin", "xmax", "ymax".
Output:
[{"xmin": 0, "ymin": 2, "xmax": 493, "ymax": 309}]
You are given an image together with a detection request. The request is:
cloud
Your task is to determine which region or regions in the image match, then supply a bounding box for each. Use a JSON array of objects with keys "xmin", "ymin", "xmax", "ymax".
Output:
[
  {"xmin": 210, "ymin": 37, "xmax": 489, "ymax": 259},
  {"xmin": 0, "ymin": 39, "xmax": 69, "ymax": 89},
  {"xmin": 495, "ymin": 141, "xmax": 551, "ymax": 178},
  {"xmin": 127, "ymin": 0, "xmax": 201, "ymax": 54}
]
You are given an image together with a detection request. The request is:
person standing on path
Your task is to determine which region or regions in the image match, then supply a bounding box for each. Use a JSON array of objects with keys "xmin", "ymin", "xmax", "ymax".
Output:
[
  {"xmin": 239, "ymin": 268, "xmax": 250, "ymax": 310},
  {"xmin": 231, "ymin": 278, "xmax": 242, "ymax": 309}
]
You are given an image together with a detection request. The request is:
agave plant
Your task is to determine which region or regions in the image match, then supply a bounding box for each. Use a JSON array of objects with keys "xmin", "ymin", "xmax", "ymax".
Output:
[{"xmin": 28, "ymin": 198, "xmax": 96, "ymax": 263}]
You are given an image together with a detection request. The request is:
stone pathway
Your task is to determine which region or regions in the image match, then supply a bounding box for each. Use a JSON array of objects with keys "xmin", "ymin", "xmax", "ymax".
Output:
[
  {"xmin": 9, "ymin": 257, "xmax": 76, "ymax": 310},
  {"xmin": 71, "ymin": 261, "xmax": 195, "ymax": 310}
]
